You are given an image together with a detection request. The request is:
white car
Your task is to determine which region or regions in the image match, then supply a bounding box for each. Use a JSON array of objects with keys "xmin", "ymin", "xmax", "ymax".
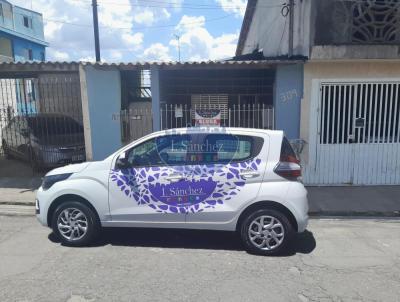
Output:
[{"xmin": 36, "ymin": 127, "xmax": 308, "ymax": 255}]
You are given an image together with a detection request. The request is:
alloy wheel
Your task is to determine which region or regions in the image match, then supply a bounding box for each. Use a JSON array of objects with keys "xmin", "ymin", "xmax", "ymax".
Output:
[
  {"xmin": 57, "ymin": 208, "xmax": 88, "ymax": 241},
  {"xmin": 248, "ymin": 215, "xmax": 285, "ymax": 251}
]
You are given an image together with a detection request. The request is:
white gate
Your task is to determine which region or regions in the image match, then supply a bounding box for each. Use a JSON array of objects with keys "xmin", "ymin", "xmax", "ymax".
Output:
[{"xmin": 305, "ymin": 81, "xmax": 400, "ymax": 185}]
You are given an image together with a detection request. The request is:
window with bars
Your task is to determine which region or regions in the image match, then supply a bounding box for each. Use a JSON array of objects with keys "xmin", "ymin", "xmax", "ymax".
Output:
[
  {"xmin": 191, "ymin": 94, "xmax": 228, "ymax": 119},
  {"xmin": 319, "ymin": 83, "xmax": 400, "ymax": 145}
]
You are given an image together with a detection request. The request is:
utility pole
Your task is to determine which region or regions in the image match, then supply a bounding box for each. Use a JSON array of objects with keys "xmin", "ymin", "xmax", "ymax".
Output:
[
  {"xmin": 92, "ymin": 0, "xmax": 101, "ymax": 62},
  {"xmin": 288, "ymin": 0, "xmax": 294, "ymax": 58},
  {"xmin": 174, "ymin": 34, "xmax": 181, "ymax": 62}
]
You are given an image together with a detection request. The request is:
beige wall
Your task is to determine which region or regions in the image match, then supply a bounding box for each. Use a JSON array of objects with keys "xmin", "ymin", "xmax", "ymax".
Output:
[{"xmin": 301, "ymin": 60, "xmax": 400, "ymax": 163}]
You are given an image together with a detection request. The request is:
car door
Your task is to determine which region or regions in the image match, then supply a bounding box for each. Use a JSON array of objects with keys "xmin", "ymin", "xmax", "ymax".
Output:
[
  {"xmin": 185, "ymin": 132, "xmax": 268, "ymax": 224},
  {"xmin": 108, "ymin": 133, "xmax": 194, "ymax": 223}
]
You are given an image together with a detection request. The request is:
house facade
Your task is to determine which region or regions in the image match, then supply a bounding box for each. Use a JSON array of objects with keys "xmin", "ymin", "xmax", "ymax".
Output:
[
  {"xmin": 237, "ymin": 0, "xmax": 400, "ymax": 186},
  {"xmin": 0, "ymin": 1, "xmax": 48, "ymax": 144},
  {"xmin": 0, "ymin": 0, "xmax": 47, "ymax": 62},
  {"xmin": 1, "ymin": 0, "xmax": 400, "ymax": 187}
]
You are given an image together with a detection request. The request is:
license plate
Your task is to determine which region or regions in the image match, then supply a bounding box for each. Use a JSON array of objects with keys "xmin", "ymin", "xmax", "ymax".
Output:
[{"xmin": 72, "ymin": 154, "xmax": 84, "ymax": 162}]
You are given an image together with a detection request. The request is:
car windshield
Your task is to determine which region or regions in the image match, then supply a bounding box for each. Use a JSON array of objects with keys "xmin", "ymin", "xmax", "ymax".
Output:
[{"xmin": 27, "ymin": 116, "xmax": 83, "ymax": 137}]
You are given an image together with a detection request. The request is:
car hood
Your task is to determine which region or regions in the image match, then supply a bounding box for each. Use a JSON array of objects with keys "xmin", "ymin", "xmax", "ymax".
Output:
[{"xmin": 46, "ymin": 161, "xmax": 91, "ymax": 176}]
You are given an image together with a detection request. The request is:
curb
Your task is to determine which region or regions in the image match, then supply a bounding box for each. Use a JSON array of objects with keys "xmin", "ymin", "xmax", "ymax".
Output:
[
  {"xmin": 0, "ymin": 201, "xmax": 35, "ymax": 206},
  {"xmin": 309, "ymin": 211, "xmax": 400, "ymax": 218},
  {"xmin": 0, "ymin": 204, "xmax": 35, "ymax": 216}
]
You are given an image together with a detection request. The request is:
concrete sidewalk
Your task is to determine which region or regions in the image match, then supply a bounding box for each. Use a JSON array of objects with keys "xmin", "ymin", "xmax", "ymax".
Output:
[
  {"xmin": 0, "ymin": 158, "xmax": 43, "ymax": 208},
  {"xmin": 0, "ymin": 177, "xmax": 40, "ymax": 205},
  {"xmin": 307, "ymin": 186, "xmax": 400, "ymax": 217}
]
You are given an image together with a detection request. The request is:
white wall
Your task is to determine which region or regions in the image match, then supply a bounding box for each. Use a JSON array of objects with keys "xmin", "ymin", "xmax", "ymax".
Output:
[
  {"xmin": 80, "ymin": 65, "xmax": 122, "ymax": 161},
  {"xmin": 241, "ymin": 0, "xmax": 312, "ymax": 58}
]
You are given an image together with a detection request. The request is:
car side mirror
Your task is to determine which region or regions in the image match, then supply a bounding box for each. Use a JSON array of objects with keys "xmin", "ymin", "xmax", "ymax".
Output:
[{"xmin": 116, "ymin": 152, "xmax": 130, "ymax": 169}]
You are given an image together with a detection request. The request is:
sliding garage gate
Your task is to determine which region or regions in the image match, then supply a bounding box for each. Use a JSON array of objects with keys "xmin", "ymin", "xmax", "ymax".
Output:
[{"xmin": 306, "ymin": 81, "xmax": 400, "ymax": 185}]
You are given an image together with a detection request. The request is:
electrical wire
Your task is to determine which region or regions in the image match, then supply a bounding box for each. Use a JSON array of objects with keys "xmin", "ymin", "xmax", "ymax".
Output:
[
  {"xmin": 68, "ymin": 0, "xmax": 285, "ymax": 10},
  {"xmin": 277, "ymin": 16, "xmax": 288, "ymax": 53},
  {"xmin": 41, "ymin": 12, "xmax": 236, "ymax": 30}
]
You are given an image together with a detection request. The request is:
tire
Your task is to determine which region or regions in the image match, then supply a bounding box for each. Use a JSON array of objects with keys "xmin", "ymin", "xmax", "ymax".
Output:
[
  {"xmin": 51, "ymin": 201, "xmax": 101, "ymax": 247},
  {"xmin": 239, "ymin": 208, "xmax": 294, "ymax": 256}
]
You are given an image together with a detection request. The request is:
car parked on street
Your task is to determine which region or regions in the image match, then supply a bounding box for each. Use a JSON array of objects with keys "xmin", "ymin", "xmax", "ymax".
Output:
[
  {"xmin": 35, "ymin": 127, "xmax": 308, "ymax": 255},
  {"xmin": 1, "ymin": 113, "xmax": 85, "ymax": 168}
]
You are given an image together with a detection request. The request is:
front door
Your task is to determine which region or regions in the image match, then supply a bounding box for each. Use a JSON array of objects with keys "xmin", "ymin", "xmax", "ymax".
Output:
[
  {"xmin": 108, "ymin": 134, "xmax": 193, "ymax": 223},
  {"xmin": 306, "ymin": 82, "xmax": 400, "ymax": 185}
]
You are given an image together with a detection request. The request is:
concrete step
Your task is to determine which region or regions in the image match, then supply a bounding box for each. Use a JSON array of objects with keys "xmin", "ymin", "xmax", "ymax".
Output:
[{"xmin": 0, "ymin": 204, "xmax": 35, "ymax": 216}]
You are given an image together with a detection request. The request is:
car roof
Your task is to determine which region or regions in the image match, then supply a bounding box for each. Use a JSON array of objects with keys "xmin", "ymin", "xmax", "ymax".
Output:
[{"xmin": 157, "ymin": 127, "xmax": 284, "ymax": 138}]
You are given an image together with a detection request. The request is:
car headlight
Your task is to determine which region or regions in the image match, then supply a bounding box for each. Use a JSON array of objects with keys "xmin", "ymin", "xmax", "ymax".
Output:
[{"xmin": 42, "ymin": 173, "xmax": 72, "ymax": 190}]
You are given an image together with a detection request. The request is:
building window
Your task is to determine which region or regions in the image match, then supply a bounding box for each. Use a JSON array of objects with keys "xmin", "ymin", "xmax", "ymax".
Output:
[
  {"xmin": 23, "ymin": 16, "xmax": 33, "ymax": 28},
  {"xmin": 28, "ymin": 49, "xmax": 33, "ymax": 60},
  {"xmin": 0, "ymin": 37, "xmax": 13, "ymax": 59},
  {"xmin": 0, "ymin": 4, "xmax": 4, "ymax": 20},
  {"xmin": 40, "ymin": 51, "xmax": 45, "ymax": 61}
]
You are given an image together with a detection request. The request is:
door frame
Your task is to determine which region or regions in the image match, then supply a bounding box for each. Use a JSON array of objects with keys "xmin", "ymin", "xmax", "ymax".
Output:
[{"xmin": 306, "ymin": 77, "xmax": 400, "ymax": 186}]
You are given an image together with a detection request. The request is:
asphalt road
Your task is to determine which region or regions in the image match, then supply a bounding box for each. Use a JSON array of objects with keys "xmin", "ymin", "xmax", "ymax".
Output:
[{"xmin": 1, "ymin": 216, "xmax": 400, "ymax": 302}]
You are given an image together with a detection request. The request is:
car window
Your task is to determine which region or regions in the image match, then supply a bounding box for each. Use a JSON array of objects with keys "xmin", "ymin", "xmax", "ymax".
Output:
[
  {"xmin": 191, "ymin": 134, "xmax": 263, "ymax": 164},
  {"xmin": 27, "ymin": 116, "xmax": 83, "ymax": 137},
  {"xmin": 124, "ymin": 134, "xmax": 263, "ymax": 167},
  {"xmin": 126, "ymin": 134, "xmax": 191, "ymax": 167}
]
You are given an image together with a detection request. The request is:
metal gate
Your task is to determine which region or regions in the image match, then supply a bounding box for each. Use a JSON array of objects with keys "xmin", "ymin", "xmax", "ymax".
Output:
[
  {"xmin": 0, "ymin": 75, "xmax": 84, "ymax": 171},
  {"xmin": 305, "ymin": 81, "xmax": 400, "ymax": 185},
  {"xmin": 121, "ymin": 103, "xmax": 274, "ymax": 143},
  {"xmin": 160, "ymin": 103, "xmax": 274, "ymax": 130}
]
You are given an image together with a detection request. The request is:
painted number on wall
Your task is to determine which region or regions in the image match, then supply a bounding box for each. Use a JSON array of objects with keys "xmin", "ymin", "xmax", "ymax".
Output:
[{"xmin": 280, "ymin": 89, "xmax": 298, "ymax": 103}]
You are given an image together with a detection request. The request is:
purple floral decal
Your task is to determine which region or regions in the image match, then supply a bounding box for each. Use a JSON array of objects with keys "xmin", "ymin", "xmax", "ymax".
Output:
[{"xmin": 110, "ymin": 158, "xmax": 262, "ymax": 214}]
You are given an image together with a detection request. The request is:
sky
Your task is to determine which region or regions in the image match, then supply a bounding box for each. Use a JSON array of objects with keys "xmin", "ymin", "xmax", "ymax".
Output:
[{"xmin": 13, "ymin": 0, "xmax": 247, "ymax": 62}]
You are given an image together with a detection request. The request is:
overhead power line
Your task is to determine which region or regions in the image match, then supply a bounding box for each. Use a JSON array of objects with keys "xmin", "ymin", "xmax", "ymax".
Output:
[
  {"xmin": 68, "ymin": 0, "xmax": 284, "ymax": 10},
  {"xmin": 42, "ymin": 13, "xmax": 236, "ymax": 31}
]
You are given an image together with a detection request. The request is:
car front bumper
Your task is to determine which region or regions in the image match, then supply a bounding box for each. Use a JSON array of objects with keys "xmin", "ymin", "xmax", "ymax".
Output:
[
  {"xmin": 35, "ymin": 187, "xmax": 53, "ymax": 226},
  {"xmin": 36, "ymin": 149, "xmax": 86, "ymax": 168}
]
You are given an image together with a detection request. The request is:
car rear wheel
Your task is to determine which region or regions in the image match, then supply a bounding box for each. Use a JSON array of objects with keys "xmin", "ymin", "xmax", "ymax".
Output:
[
  {"xmin": 51, "ymin": 201, "xmax": 101, "ymax": 247},
  {"xmin": 239, "ymin": 208, "xmax": 294, "ymax": 256}
]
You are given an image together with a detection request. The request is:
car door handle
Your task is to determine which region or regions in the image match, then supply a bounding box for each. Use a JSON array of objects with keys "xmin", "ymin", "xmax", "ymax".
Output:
[
  {"xmin": 239, "ymin": 170, "xmax": 260, "ymax": 179},
  {"xmin": 166, "ymin": 174, "xmax": 185, "ymax": 183}
]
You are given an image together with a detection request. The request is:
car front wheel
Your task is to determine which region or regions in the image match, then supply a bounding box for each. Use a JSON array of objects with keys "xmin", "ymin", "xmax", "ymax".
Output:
[
  {"xmin": 240, "ymin": 208, "xmax": 294, "ymax": 256},
  {"xmin": 51, "ymin": 201, "xmax": 101, "ymax": 247}
]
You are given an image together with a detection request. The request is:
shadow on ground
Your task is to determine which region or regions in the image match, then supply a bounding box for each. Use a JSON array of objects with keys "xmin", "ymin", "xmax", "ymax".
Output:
[
  {"xmin": 49, "ymin": 228, "xmax": 316, "ymax": 256},
  {"xmin": 0, "ymin": 157, "xmax": 44, "ymax": 189}
]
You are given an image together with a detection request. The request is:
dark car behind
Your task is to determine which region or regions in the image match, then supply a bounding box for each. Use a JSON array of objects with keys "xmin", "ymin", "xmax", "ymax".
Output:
[{"xmin": 1, "ymin": 114, "xmax": 85, "ymax": 168}]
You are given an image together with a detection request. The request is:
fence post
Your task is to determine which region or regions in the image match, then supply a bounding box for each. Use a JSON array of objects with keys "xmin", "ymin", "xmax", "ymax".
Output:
[{"xmin": 150, "ymin": 65, "xmax": 161, "ymax": 131}]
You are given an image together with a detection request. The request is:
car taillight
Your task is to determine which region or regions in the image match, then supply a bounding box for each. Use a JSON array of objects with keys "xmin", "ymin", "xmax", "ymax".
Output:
[{"xmin": 274, "ymin": 137, "xmax": 302, "ymax": 180}]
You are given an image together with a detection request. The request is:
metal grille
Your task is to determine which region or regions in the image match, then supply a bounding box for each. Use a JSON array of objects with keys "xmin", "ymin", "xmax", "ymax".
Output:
[
  {"xmin": 121, "ymin": 103, "xmax": 274, "ymax": 143},
  {"xmin": 315, "ymin": 0, "xmax": 400, "ymax": 45},
  {"xmin": 160, "ymin": 103, "xmax": 274, "ymax": 130},
  {"xmin": 120, "ymin": 103, "xmax": 153, "ymax": 143},
  {"xmin": 0, "ymin": 75, "xmax": 84, "ymax": 171},
  {"xmin": 191, "ymin": 94, "xmax": 229, "ymax": 119},
  {"xmin": 306, "ymin": 81, "xmax": 400, "ymax": 186},
  {"xmin": 319, "ymin": 83, "xmax": 400, "ymax": 144}
]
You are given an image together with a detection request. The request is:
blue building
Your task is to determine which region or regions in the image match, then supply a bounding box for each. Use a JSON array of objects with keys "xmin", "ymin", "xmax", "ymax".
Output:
[{"xmin": 0, "ymin": 0, "xmax": 48, "ymax": 62}]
